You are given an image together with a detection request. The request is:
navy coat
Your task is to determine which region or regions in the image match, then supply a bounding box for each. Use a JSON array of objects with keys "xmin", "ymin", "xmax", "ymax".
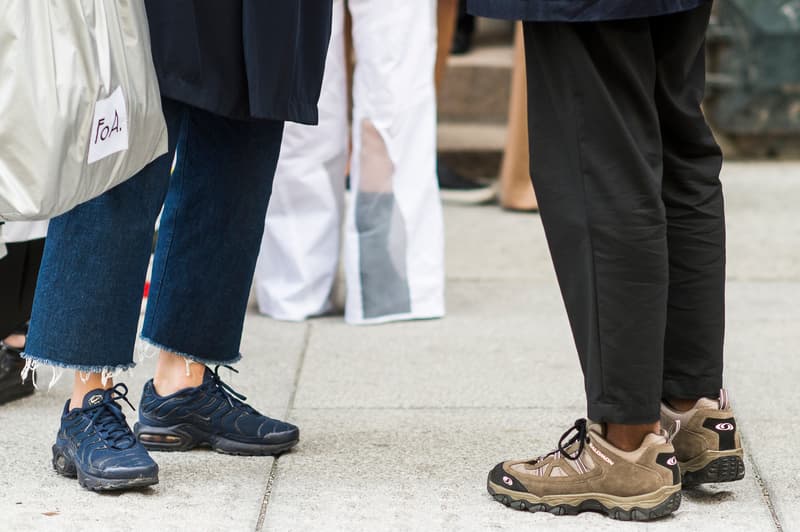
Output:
[
  {"xmin": 467, "ymin": 0, "xmax": 709, "ymax": 21},
  {"xmin": 144, "ymin": 0, "xmax": 332, "ymax": 124}
]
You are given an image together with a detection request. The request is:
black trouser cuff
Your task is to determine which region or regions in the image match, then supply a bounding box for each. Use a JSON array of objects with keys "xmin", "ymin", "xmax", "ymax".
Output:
[
  {"xmin": 662, "ymin": 377, "xmax": 722, "ymax": 402},
  {"xmin": 587, "ymin": 400, "xmax": 662, "ymax": 425}
]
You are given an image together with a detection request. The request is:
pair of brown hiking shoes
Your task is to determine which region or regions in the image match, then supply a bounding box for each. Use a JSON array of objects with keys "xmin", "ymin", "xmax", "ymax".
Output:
[{"xmin": 488, "ymin": 390, "xmax": 745, "ymax": 521}]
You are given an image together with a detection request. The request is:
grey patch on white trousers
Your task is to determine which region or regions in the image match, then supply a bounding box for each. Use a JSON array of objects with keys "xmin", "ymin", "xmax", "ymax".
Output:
[{"xmin": 355, "ymin": 191, "xmax": 412, "ymax": 319}]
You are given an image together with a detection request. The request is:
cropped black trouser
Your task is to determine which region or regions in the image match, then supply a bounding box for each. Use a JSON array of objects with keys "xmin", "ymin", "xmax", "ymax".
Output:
[
  {"xmin": 0, "ymin": 238, "xmax": 45, "ymax": 339},
  {"xmin": 523, "ymin": 3, "xmax": 725, "ymax": 424}
]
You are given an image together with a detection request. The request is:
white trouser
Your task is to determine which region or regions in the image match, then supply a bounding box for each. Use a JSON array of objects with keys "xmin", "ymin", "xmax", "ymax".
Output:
[{"xmin": 254, "ymin": 0, "xmax": 444, "ymax": 325}]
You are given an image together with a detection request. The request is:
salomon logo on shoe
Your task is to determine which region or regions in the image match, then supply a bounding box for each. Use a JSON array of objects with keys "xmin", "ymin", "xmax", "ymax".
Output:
[
  {"xmin": 703, "ymin": 418, "xmax": 737, "ymax": 450},
  {"xmin": 656, "ymin": 453, "xmax": 681, "ymax": 485}
]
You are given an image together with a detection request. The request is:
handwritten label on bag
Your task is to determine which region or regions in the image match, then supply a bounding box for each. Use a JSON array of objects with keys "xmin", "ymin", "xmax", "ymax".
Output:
[{"xmin": 87, "ymin": 87, "xmax": 129, "ymax": 164}]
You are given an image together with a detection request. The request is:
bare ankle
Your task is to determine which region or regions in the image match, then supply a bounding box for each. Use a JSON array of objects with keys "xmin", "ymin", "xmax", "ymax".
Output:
[
  {"xmin": 605, "ymin": 422, "xmax": 661, "ymax": 452},
  {"xmin": 3, "ymin": 334, "xmax": 26, "ymax": 349},
  {"xmin": 666, "ymin": 398, "xmax": 700, "ymax": 412},
  {"xmin": 71, "ymin": 372, "xmax": 113, "ymax": 410},
  {"xmin": 152, "ymin": 350, "xmax": 205, "ymax": 396}
]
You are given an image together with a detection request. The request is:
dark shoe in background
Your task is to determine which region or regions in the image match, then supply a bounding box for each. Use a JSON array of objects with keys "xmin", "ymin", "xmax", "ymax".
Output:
[
  {"xmin": 452, "ymin": 2, "xmax": 475, "ymax": 55},
  {"xmin": 438, "ymin": 160, "xmax": 496, "ymax": 205},
  {"xmin": 135, "ymin": 365, "xmax": 299, "ymax": 456},
  {"xmin": 52, "ymin": 384, "xmax": 159, "ymax": 491},
  {"xmin": 0, "ymin": 343, "xmax": 34, "ymax": 405},
  {"xmin": 451, "ymin": 28, "xmax": 474, "ymax": 55}
]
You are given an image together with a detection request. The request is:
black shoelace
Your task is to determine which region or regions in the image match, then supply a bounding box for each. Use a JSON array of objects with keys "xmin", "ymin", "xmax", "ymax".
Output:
[
  {"xmin": 557, "ymin": 418, "xmax": 589, "ymax": 461},
  {"xmin": 85, "ymin": 383, "xmax": 137, "ymax": 450},
  {"xmin": 530, "ymin": 418, "xmax": 589, "ymax": 464},
  {"xmin": 208, "ymin": 365, "xmax": 258, "ymax": 414}
]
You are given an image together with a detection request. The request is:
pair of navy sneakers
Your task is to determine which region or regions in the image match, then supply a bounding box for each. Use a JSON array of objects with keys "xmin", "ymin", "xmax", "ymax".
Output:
[{"xmin": 52, "ymin": 366, "xmax": 298, "ymax": 491}]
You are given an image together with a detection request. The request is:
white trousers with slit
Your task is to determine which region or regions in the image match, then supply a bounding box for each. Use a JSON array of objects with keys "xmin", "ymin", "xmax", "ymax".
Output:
[{"xmin": 254, "ymin": 0, "xmax": 444, "ymax": 325}]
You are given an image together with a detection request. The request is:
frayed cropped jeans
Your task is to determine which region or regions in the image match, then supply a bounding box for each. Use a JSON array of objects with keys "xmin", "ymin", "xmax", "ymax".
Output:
[{"xmin": 24, "ymin": 98, "xmax": 284, "ymax": 375}]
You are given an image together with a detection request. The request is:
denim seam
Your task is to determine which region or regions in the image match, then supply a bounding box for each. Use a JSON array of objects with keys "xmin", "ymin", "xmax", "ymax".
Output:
[
  {"xmin": 138, "ymin": 335, "xmax": 242, "ymax": 366},
  {"xmin": 19, "ymin": 351, "xmax": 137, "ymax": 374},
  {"xmin": 145, "ymin": 107, "xmax": 190, "ymax": 334}
]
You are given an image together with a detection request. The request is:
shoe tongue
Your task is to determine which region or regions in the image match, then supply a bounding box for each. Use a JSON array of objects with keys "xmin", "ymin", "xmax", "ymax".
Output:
[
  {"xmin": 695, "ymin": 397, "xmax": 720, "ymax": 410},
  {"xmin": 587, "ymin": 421, "xmax": 606, "ymax": 438},
  {"xmin": 641, "ymin": 431, "xmax": 668, "ymax": 447},
  {"xmin": 82, "ymin": 388, "xmax": 109, "ymax": 409},
  {"xmin": 202, "ymin": 366, "xmax": 215, "ymax": 384}
]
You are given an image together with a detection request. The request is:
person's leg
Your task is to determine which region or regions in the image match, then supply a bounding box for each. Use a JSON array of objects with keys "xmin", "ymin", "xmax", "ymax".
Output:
[
  {"xmin": 498, "ymin": 23, "xmax": 537, "ymax": 212},
  {"xmin": 0, "ymin": 238, "xmax": 44, "ymax": 340},
  {"xmin": 21, "ymin": 99, "xmax": 184, "ymax": 491},
  {"xmin": 345, "ymin": 0, "xmax": 445, "ymax": 324},
  {"xmin": 142, "ymin": 109, "xmax": 284, "ymax": 385},
  {"xmin": 452, "ymin": 0, "xmax": 475, "ymax": 55},
  {"xmin": 435, "ymin": 0, "xmax": 496, "ymax": 205},
  {"xmin": 486, "ymin": 18, "xmax": 684, "ymax": 521},
  {"xmin": 0, "ymin": 238, "xmax": 44, "ymax": 404},
  {"xmin": 134, "ymin": 105, "xmax": 299, "ymax": 456},
  {"xmin": 653, "ymin": 4, "xmax": 725, "ymax": 407},
  {"xmin": 523, "ymin": 20, "xmax": 668, "ymax": 431},
  {"xmin": 254, "ymin": 0, "xmax": 349, "ymax": 322},
  {"xmin": 436, "ymin": 0, "xmax": 459, "ymax": 89},
  {"xmin": 24, "ymin": 96, "xmax": 180, "ymax": 385},
  {"xmin": 651, "ymin": 5, "xmax": 744, "ymax": 485}
]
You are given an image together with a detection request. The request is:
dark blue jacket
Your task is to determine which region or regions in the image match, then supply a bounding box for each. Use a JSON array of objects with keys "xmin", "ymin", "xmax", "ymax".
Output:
[
  {"xmin": 144, "ymin": 0, "xmax": 331, "ymax": 124},
  {"xmin": 467, "ymin": 0, "xmax": 709, "ymax": 21}
]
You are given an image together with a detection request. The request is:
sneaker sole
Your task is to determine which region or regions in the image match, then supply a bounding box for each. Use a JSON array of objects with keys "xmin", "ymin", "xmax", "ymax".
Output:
[
  {"xmin": 487, "ymin": 480, "xmax": 681, "ymax": 522},
  {"xmin": 133, "ymin": 422, "xmax": 299, "ymax": 456},
  {"xmin": 681, "ymin": 450, "xmax": 745, "ymax": 486},
  {"xmin": 52, "ymin": 445, "xmax": 158, "ymax": 492}
]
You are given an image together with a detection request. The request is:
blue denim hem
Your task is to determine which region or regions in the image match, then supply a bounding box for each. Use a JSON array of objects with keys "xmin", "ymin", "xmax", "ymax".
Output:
[
  {"xmin": 138, "ymin": 336, "xmax": 243, "ymax": 366},
  {"xmin": 19, "ymin": 351, "xmax": 137, "ymax": 374}
]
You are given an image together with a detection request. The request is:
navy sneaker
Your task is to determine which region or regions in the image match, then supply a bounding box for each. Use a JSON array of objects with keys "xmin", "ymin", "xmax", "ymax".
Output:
[
  {"xmin": 52, "ymin": 384, "xmax": 159, "ymax": 491},
  {"xmin": 134, "ymin": 366, "xmax": 299, "ymax": 456}
]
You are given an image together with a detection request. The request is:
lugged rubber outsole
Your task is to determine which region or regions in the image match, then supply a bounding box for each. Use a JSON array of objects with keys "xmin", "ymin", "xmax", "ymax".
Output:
[
  {"xmin": 52, "ymin": 445, "xmax": 158, "ymax": 492},
  {"xmin": 682, "ymin": 455, "xmax": 745, "ymax": 487},
  {"xmin": 487, "ymin": 480, "xmax": 681, "ymax": 522},
  {"xmin": 134, "ymin": 422, "xmax": 299, "ymax": 457}
]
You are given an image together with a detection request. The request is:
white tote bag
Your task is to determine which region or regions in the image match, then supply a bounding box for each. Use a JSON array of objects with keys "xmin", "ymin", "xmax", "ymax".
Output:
[{"xmin": 0, "ymin": 0, "xmax": 168, "ymax": 221}]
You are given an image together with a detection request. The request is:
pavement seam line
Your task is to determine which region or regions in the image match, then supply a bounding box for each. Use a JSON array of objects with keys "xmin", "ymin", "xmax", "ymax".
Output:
[
  {"xmin": 255, "ymin": 322, "xmax": 313, "ymax": 531},
  {"xmin": 741, "ymin": 434, "xmax": 784, "ymax": 532}
]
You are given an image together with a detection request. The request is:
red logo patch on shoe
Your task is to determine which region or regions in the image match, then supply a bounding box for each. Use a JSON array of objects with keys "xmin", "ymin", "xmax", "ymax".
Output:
[
  {"xmin": 715, "ymin": 422, "xmax": 735, "ymax": 431},
  {"xmin": 502, "ymin": 476, "xmax": 514, "ymax": 487}
]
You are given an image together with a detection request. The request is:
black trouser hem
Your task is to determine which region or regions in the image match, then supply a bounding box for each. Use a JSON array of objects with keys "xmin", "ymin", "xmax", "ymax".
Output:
[
  {"xmin": 662, "ymin": 377, "xmax": 722, "ymax": 402},
  {"xmin": 588, "ymin": 400, "xmax": 662, "ymax": 425}
]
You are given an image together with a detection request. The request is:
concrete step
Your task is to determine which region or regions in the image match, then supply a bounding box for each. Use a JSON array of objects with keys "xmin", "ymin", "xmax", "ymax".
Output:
[
  {"xmin": 437, "ymin": 122, "xmax": 507, "ymax": 179},
  {"xmin": 438, "ymin": 45, "xmax": 513, "ymax": 124},
  {"xmin": 438, "ymin": 19, "xmax": 514, "ymax": 124},
  {"xmin": 436, "ymin": 20, "xmax": 515, "ymax": 178}
]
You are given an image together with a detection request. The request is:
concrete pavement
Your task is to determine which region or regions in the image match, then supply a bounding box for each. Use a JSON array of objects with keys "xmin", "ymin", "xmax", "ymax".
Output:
[{"xmin": 0, "ymin": 161, "xmax": 796, "ymax": 531}]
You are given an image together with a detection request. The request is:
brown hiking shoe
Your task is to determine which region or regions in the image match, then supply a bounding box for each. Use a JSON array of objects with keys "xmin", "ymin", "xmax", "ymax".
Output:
[
  {"xmin": 487, "ymin": 419, "xmax": 682, "ymax": 521},
  {"xmin": 661, "ymin": 389, "xmax": 745, "ymax": 486}
]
